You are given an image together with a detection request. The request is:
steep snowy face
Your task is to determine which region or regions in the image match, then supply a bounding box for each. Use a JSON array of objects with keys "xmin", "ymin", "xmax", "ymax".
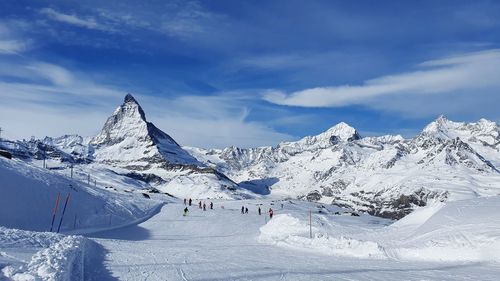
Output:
[
  {"xmin": 188, "ymin": 117, "xmax": 500, "ymax": 219},
  {"xmin": 90, "ymin": 94, "xmax": 199, "ymax": 168},
  {"xmin": 417, "ymin": 115, "xmax": 500, "ymax": 168},
  {"xmin": 284, "ymin": 122, "xmax": 361, "ymax": 150},
  {"xmin": 422, "ymin": 115, "xmax": 499, "ymax": 144}
]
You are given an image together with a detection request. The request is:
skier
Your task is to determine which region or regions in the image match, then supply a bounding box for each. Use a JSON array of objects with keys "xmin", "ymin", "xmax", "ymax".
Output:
[
  {"xmin": 210, "ymin": 202, "xmax": 213, "ymax": 210},
  {"xmin": 269, "ymin": 208, "xmax": 274, "ymax": 219},
  {"xmin": 258, "ymin": 207, "xmax": 261, "ymax": 215},
  {"xmin": 188, "ymin": 198, "xmax": 192, "ymax": 206},
  {"xmin": 183, "ymin": 207, "xmax": 189, "ymax": 216},
  {"xmin": 203, "ymin": 203, "xmax": 206, "ymax": 211},
  {"xmin": 183, "ymin": 198, "xmax": 187, "ymax": 205},
  {"xmin": 199, "ymin": 201, "xmax": 202, "ymax": 209},
  {"xmin": 245, "ymin": 207, "xmax": 249, "ymax": 214},
  {"xmin": 281, "ymin": 203, "xmax": 284, "ymax": 209},
  {"xmin": 241, "ymin": 206, "xmax": 245, "ymax": 214}
]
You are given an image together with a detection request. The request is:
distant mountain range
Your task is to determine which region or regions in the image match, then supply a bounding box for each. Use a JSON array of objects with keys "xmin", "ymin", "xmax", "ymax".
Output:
[{"xmin": 2, "ymin": 94, "xmax": 499, "ymax": 218}]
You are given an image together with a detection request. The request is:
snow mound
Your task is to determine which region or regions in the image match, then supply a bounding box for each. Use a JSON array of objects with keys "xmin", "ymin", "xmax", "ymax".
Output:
[
  {"xmin": 386, "ymin": 197, "xmax": 500, "ymax": 263},
  {"xmin": 259, "ymin": 214, "xmax": 386, "ymax": 259},
  {"xmin": 1, "ymin": 227, "xmax": 87, "ymax": 281}
]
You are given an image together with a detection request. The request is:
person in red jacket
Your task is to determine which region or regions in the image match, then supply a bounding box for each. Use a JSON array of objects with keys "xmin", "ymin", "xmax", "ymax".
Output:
[{"xmin": 269, "ymin": 208, "xmax": 274, "ymax": 219}]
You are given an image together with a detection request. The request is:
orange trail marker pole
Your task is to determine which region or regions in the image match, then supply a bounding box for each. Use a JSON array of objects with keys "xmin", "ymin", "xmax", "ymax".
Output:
[{"xmin": 49, "ymin": 193, "xmax": 61, "ymax": 232}]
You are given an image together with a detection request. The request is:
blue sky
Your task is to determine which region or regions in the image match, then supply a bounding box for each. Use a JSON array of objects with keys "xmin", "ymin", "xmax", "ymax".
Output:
[{"xmin": 0, "ymin": 0, "xmax": 499, "ymax": 148}]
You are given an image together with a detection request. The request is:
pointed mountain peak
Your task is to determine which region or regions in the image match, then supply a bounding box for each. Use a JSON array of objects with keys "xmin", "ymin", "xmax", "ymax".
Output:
[
  {"xmin": 119, "ymin": 93, "xmax": 146, "ymax": 121},
  {"xmin": 124, "ymin": 93, "xmax": 139, "ymax": 104},
  {"xmin": 423, "ymin": 115, "xmax": 455, "ymax": 135},
  {"xmin": 290, "ymin": 121, "xmax": 360, "ymax": 149},
  {"xmin": 435, "ymin": 115, "xmax": 448, "ymax": 124},
  {"xmin": 322, "ymin": 122, "xmax": 361, "ymax": 141},
  {"xmin": 91, "ymin": 94, "xmax": 149, "ymax": 146},
  {"xmin": 90, "ymin": 94, "xmax": 200, "ymax": 166}
]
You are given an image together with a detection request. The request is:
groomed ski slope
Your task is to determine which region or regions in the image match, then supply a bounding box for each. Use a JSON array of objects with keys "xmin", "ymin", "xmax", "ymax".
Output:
[{"xmin": 89, "ymin": 199, "xmax": 500, "ymax": 281}]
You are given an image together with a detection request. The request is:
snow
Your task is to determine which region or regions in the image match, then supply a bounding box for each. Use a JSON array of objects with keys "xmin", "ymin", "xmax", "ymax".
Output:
[
  {"xmin": 0, "ymin": 157, "xmax": 162, "ymax": 232},
  {"xmin": 189, "ymin": 116, "xmax": 500, "ymax": 218},
  {"xmin": 0, "ymin": 156, "xmax": 164, "ymax": 280},
  {"xmin": 2, "ymin": 95, "xmax": 500, "ymax": 280},
  {"xmin": 259, "ymin": 214, "xmax": 386, "ymax": 259},
  {"xmin": 257, "ymin": 197, "xmax": 500, "ymax": 264},
  {"xmin": 85, "ymin": 199, "xmax": 500, "ymax": 280},
  {"xmin": 0, "ymin": 227, "xmax": 87, "ymax": 281}
]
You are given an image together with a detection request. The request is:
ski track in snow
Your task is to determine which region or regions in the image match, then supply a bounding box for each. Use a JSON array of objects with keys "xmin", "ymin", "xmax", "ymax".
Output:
[{"xmin": 87, "ymin": 200, "xmax": 500, "ymax": 281}]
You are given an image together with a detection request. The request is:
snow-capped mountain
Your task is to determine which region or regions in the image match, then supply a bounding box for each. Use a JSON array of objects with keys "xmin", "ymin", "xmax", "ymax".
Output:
[
  {"xmin": 0, "ymin": 94, "xmax": 248, "ymax": 199},
  {"xmin": 186, "ymin": 116, "xmax": 500, "ymax": 219},
  {"xmin": 90, "ymin": 94, "xmax": 200, "ymax": 168},
  {"xmin": 2, "ymin": 94, "xmax": 499, "ymax": 217}
]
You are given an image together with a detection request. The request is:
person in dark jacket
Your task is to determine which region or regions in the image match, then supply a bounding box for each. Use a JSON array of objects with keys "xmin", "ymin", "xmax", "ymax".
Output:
[
  {"xmin": 241, "ymin": 206, "xmax": 245, "ymax": 214},
  {"xmin": 203, "ymin": 203, "xmax": 206, "ymax": 211},
  {"xmin": 258, "ymin": 207, "xmax": 261, "ymax": 215},
  {"xmin": 188, "ymin": 198, "xmax": 192, "ymax": 206},
  {"xmin": 269, "ymin": 208, "xmax": 274, "ymax": 219},
  {"xmin": 210, "ymin": 202, "xmax": 213, "ymax": 209},
  {"xmin": 245, "ymin": 207, "xmax": 249, "ymax": 214},
  {"xmin": 183, "ymin": 207, "xmax": 189, "ymax": 216}
]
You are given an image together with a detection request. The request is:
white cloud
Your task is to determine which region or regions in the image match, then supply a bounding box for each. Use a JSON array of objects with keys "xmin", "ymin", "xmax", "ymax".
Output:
[
  {"xmin": 0, "ymin": 40, "xmax": 26, "ymax": 54},
  {"xmin": 263, "ymin": 49, "xmax": 500, "ymax": 113},
  {"xmin": 0, "ymin": 58, "xmax": 293, "ymax": 148},
  {"xmin": 137, "ymin": 94, "xmax": 295, "ymax": 148},
  {"xmin": 40, "ymin": 8, "xmax": 111, "ymax": 31},
  {"xmin": 0, "ymin": 22, "xmax": 28, "ymax": 54}
]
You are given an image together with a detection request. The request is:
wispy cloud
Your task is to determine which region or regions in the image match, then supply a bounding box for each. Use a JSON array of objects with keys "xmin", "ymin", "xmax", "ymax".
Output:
[
  {"xmin": 0, "ymin": 56, "xmax": 293, "ymax": 148},
  {"xmin": 0, "ymin": 22, "xmax": 28, "ymax": 54},
  {"xmin": 137, "ymin": 93, "xmax": 295, "ymax": 148},
  {"xmin": 40, "ymin": 8, "xmax": 112, "ymax": 32},
  {"xmin": 0, "ymin": 39, "xmax": 25, "ymax": 54},
  {"xmin": 264, "ymin": 49, "xmax": 500, "ymax": 118}
]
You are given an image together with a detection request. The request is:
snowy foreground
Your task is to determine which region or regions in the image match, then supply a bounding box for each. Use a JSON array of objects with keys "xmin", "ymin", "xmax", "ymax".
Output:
[
  {"xmin": 4, "ymin": 199, "xmax": 496, "ymax": 280},
  {"xmin": 1, "ymin": 155, "xmax": 500, "ymax": 280}
]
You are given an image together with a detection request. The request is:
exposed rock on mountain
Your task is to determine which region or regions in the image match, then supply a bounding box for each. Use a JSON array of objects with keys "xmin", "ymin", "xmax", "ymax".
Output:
[
  {"xmin": 186, "ymin": 117, "xmax": 500, "ymax": 219},
  {"xmin": 2, "ymin": 94, "xmax": 499, "ymax": 217}
]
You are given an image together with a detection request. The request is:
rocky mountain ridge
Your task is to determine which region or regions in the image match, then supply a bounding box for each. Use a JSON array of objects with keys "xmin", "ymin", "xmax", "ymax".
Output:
[
  {"xmin": 2, "ymin": 95, "xmax": 499, "ymax": 218},
  {"xmin": 186, "ymin": 116, "xmax": 500, "ymax": 218}
]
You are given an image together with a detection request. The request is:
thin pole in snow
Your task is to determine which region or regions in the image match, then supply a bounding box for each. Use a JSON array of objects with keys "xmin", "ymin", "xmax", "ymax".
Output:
[
  {"xmin": 309, "ymin": 210, "xmax": 312, "ymax": 239},
  {"xmin": 49, "ymin": 193, "xmax": 61, "ymax": 232},
  {"xmin": 57, "ymin": 193, "xmax": 71, "ymax": 233}
]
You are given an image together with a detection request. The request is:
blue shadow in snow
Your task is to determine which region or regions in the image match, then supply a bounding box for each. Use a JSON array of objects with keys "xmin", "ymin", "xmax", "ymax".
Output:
[
  {"xmin": 87, "ymin": 224, "xmax": 152, "ymax": 241},
  {"xmin": 238, "ymin": 177, "xmax": 278, "ymax": 195}
]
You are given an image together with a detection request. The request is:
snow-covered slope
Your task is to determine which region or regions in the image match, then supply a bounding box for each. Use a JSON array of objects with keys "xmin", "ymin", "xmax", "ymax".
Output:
[
  {"xmin": 186, "ymin": 117, "xmax": 500, "ymax": 219},
  {"xmin": 2, "ymin": 92, "xmax": 498, "ymax": 217},
  {"xmin": 0, "ymin": 157, "xmax": 161, "ymax": 232},
  {"xmin": 0, "ymin": 94, "xmax": 251, "ymax": 200},
  {"xmin": 258, "ymin": 196, "xmax": 500, "ymax": 263},
  {"xmin": 90, "ymin": 94, "xmax": 199, "ymax": 168}
]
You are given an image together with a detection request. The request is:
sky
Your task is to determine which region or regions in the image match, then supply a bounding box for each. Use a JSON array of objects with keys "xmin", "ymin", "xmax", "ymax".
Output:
[{"xmin": 0, "ymin": 0, "xmax": 499, "ymax": 148}]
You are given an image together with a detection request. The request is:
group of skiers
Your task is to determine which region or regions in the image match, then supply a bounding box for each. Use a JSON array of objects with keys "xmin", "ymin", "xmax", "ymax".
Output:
[
  {"xmin": 183, "ymin": 198, "xmax": 214, "ymax": 216},
  {"xmin": 242, "ymin": 206, "xmax": 273, "ymax": 218},
  {"xmin": 182, "ymin": 198, "xmax": 274, "ymax": 219}
]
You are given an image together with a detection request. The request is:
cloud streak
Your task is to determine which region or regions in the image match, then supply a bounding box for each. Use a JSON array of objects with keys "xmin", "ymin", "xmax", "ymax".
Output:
[
  {"xmin": 264, "ymin": 49, "xmax": 500, "ymax": 108},
  {"xmin": 40, "ymin": 8, "xmax": 112, "ymax": 32},
  {"xmin": 0, "ymin": 56, "xmax": 294, "ymax": 148}
]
